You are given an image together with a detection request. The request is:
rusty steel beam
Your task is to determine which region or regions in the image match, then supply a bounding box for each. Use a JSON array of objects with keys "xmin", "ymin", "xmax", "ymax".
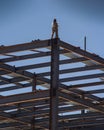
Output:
[
  {"xmin": 60, "ymin": 40, "xmax": 104, "ymax": 65},
  {"xmin": 59, "ymin": 91, "xmax": 104, "ymax": 113},
  {"xmin": 0, "ymin": 111, "xmax": 30, "ymax": 127},
  {"xmin": 67, "ymin": 80, "xmax": 104, "ymax": 89},
  {"xmin": 58, "ymin": 118, "xmax": 104, "ymax": 128},
  {"xmin": 9, "ymin": 105, "xmax": 86, "ymax": 119},
  {"xmin": 0, "ymin": 83, "xmax": 32, "ymax": 92},
  {"xmin": 30, "ymin": 112, "xmax": 104, "ymax": 126},
  {"xmin": 85, "ymin": 89, "xmax": 104, "ymax": 94},
  {"xmin": 0, "ymin": 49, "xmax": 68, "ymax": 63},
  {"xmin": 0, "ymin": 122, "xmax": 23, "ymax": 129},
  {"xmin": 0, "ymin": 99, "xmax": 50, "ymax": 111},
  {"xmin": 16, "ymin": 57, "xmax": 87, "ymax": 71},
  {"xmin": 49, "ymin": 39, "xmax": 59, "ymax": 130},
  {"xmin": 0, "ymin": 39, "xmax": 51, "ymax": 54},
  {"xmin": 0, "ymin": 90, "xmax": 49, "ymax": 107},
  {"xmin": 37, "ymin": 64, "xmax": 104, "ymax": 77},
  {"xmin": 60, "ymin": 72, "xmax": 104, "ymax": 82}
]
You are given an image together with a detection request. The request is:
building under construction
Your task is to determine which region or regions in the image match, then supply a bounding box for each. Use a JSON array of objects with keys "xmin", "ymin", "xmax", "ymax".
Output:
[{"xmin": 0, "ymin": 38, "xmax": 104, "ymax": 130}]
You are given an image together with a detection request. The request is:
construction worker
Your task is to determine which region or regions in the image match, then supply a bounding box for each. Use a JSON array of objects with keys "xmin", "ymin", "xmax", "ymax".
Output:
[{"xmin": 51, "ymin": 18, "xmax": 58, "ymax": 39}]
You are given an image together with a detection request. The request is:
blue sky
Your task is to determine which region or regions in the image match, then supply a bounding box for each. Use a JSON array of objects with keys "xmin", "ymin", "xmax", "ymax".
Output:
[{"xmin": 0, "ymin": 0, "xmax": 104, "ymax": 57}]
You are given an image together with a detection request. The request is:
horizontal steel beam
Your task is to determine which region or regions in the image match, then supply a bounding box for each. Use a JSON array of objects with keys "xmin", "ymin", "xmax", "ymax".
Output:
[
  {"xmin": 0, "ymin": 76, "xmax": 29, "ymax": 84},
  {"xmin": 0, "ymin": 113, "xmax": 104, "ymax": 128},
  {"xmin": 10, "ymin": 105, "xmax": 86, "ymax": 119},
  {"xmin": 60, "ymin": 91, "xmax": 104, "ymax": 113},
  {"xmin": 16, "ymin": 57, "xmax": 87, "ymax": 71},
  {"xmin": 0, "ymin": 83, "xmax": 32, "ymax": 92},
  {"xmin": 68, "ymin": 80, "xmax": 104, "ymax": 89},
  {"xmin": 60, "ymin": 72, "xmax": 104, "ymax": 82},
  {"xmin": 37, "ymin": 64, "xmax": 104, "ymax": 77},
  {"xmin": 0, "ymin": 39, "xmax": 51, "ymax": 54},
  {"xmin": 60, "ymin": 40, "xmax": 104, "ymax": 65},
  {"xmin": 0, "ymin": 122, "xmax": 27, "ymax": 129},
  {"xmin": 60, "ymin": 83, "xmax": 101, "ymax": 102},
  {"xmin": 0, "ymin": 90, "xmax": 49, "ymax": 106},
  {"xmin": 0, "ymin": 63, "xmax": 34, "ymax": 79},
  {"xmin": 0, "ymin": 111, "xmax": 30, "ymax": 126},
  {"xmin": 86, "ymin": 89, "xmax": 104, "ymax": 94},
  {"xmin": 31, "ymin": 112, "xmax": 104, "ymax": 125},
  {"xmin": 0, "ymin": 99, "xmax": 50, "ymax": 111},
  {"xmin": 0, "ymin": 49, "xmax": 68, "ymax": 63},
  {"xmin": 59, "ymin": 118, "xmax": 104, "ymax": 128}
]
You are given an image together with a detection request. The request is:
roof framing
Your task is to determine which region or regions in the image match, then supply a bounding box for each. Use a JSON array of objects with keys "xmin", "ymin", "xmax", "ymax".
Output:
[{"xmin": 0, "ymin": 38, "xmax": 104, "ymax": 130}]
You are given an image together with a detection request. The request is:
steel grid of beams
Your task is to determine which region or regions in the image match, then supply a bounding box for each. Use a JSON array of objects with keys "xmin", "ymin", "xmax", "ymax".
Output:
[{"xmin": 0, "ymin": 38, "xmax": 104, "ymax": 130}]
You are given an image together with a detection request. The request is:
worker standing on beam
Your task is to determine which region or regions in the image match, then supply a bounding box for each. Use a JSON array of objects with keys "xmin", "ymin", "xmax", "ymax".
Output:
[{"xmin": 51, "ymin": 18, "xmax": 58, "ymax": 39}]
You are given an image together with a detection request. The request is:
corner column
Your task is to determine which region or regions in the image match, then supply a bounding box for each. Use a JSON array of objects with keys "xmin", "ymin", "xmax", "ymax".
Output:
[{"xmin": 49, "ymin": 38, "xmax": 59, "ymax": 130}]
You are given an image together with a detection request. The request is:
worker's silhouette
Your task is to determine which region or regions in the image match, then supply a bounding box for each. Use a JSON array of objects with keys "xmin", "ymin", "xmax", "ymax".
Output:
[{"xmin": 51, "ymin": 19, "xmax": 58, "ymax": 39}]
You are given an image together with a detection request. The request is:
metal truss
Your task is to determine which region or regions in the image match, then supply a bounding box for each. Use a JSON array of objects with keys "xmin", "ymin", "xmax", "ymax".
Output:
[{"xmin": 0, "ymin": 38, "xmax": 104, "ymax": 130}]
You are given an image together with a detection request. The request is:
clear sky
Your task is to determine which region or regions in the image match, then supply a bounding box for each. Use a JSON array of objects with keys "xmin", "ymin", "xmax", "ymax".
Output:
[{"xmin": 0, "ymin": 0, "xmax": 104, "ymax": 57}]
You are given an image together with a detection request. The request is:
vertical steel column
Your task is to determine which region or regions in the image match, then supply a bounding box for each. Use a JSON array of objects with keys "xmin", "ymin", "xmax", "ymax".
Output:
[
  {"xmin": 32, "ymin": 73, "xmax": 37, "ymax": 92},
  {"xmin": 17, "ymin": 103, "xmax": 21, "ymax": 114},
  {"xmin": 31, "ymin": 74, "xmax": 36, "ymax": 130},
  {"xmin": 49, "ymin": 38, "xmax": 59, "ymax": 130},
  {"xmin": 81, "ymin": 94, "xmax": 85, "ymax": 114},
  {"xmin": 31, "ymin": 118, "xmax": 35, "ymax": 130},
  {"xmin": 84, "ymin": 36, "xmax": 86, "ymax": 51}
]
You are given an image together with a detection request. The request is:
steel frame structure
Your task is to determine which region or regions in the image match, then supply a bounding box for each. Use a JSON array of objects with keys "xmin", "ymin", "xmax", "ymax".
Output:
[{"xmin": 0, "ymin": 38, "xmax": 104, "ymax": 130}]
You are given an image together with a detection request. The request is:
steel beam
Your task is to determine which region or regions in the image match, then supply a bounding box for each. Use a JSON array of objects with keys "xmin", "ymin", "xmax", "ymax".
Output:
[
  {"xmin": 0, "ymin": 122, "xmax": 26, "ymax": 129},
  {"xmin": 0, "ymin": 83, "xmax": 31, "ymax": 92},
  {"xmin": 37, "ymin": 64, "xmax": 104, "ymax": 77},
  {"xmin": 0, "ymin": 90, "xmax": 49, "ymax": 106},
  {"xmin": 59, "ymin": 118, "xmax": 104, "ymax": 128},
  {"xmin": 60, "ymin": 91, "xmax": 104, "ymax": 113},
  {"xmin": 68, "ymin": 80, "xmax": 104, "ymax": 89},
  {"xmin": 9, "ymin": 105, "xmax": 86, "ymax": 119},
  {"xmin": 60, "ymin": 83, "xmax": 101, "ymax": 102},
  {"xmin": 0, "ymin": 49, "xmax": 68, "ymax": 63},
  {"xmin": 60, "ymin": 72, "xmax": 104, "ymax": 82},
  {"xmin": 49, "ymin": 39, "xmax": 59, "ymax": 130},
  {"xmin": 31, "ymin": 112, "xmax": 104, "ymax": 127},
  {"xmin": 16, "ymin": 57, "xmax": 86, "ymax": 71},
  {"xmin": 0, "ymin": 39, "xmax": 51, "ymax": 54},
  {"xmin": 0, "ymin": 99, "xmax": 50, "ymax": 111},
  {"xmin": 86, "ymin": 89, "xmax": 104, "ymax": 94},
  {"xmin": 60, "ymin": 40, "xmax": 104, "ymax": 65},
  {"xmin": 0, "ymin": 111, "xmax": 30, "ymax": 126}
]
